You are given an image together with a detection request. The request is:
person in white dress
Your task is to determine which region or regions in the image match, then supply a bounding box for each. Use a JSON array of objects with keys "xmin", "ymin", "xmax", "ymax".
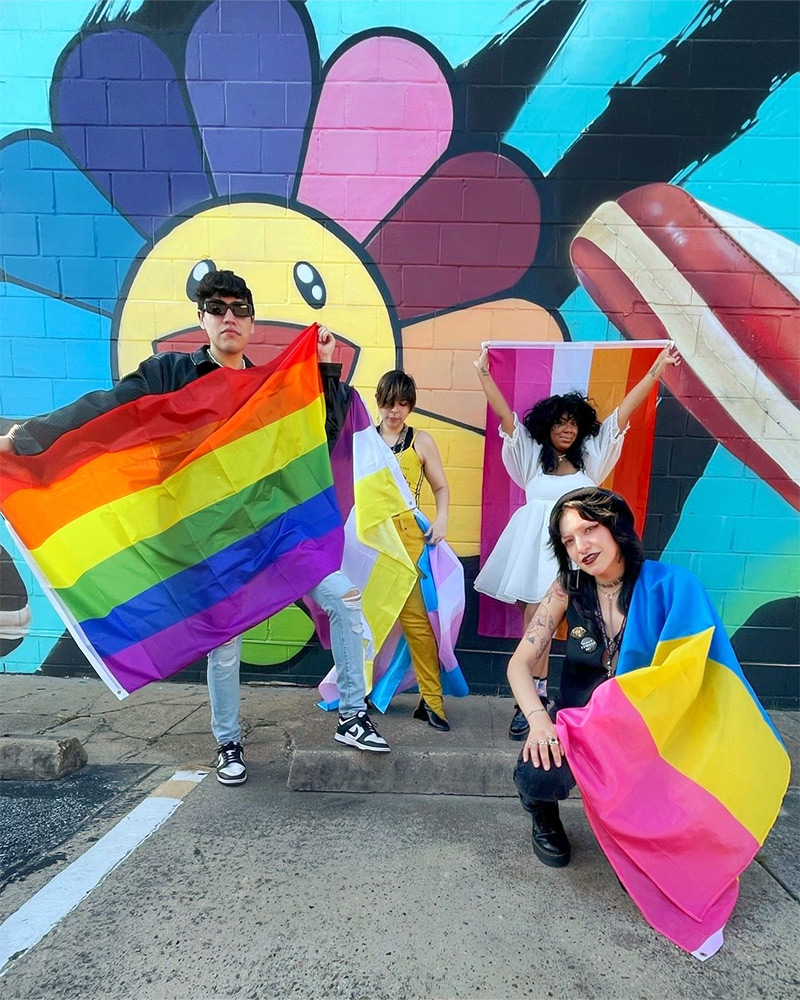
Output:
[{"xmin": 473, "ymin": 344, "xmax": 680, "ymax": 740}]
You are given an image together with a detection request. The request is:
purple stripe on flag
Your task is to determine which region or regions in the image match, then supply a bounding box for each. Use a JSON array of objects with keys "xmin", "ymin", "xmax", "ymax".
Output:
[
  {"xmin": 329, "ymin": 396, "xmax": 359, "ymax": 519},
  {"xmin": 104, "ymin": 529, "xmax": 342, "ymax": 694}
]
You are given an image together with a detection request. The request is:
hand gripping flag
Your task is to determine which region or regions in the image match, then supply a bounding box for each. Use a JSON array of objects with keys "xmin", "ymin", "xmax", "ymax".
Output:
[
  {"xmin": 556, "ymin": 560, "xmax": 791, "ymax": 959},
  {"xmin": 0, "ymin": 326, "xmax": 344, "ymax": 698},
  {"xmin": 479, "ymin": 340, "xmax": 665, "ymax": 637}
]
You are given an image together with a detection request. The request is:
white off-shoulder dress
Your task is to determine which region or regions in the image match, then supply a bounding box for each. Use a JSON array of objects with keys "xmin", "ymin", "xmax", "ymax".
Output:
[{"xmin": 474, "ymin": 410, "xmax": 627, "ymax": 605}]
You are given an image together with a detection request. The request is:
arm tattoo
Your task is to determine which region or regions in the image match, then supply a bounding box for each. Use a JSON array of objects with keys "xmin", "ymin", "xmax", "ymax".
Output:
[{"xmin": 523, "ymin": 583, "xmax": 566, "ymax": 658}]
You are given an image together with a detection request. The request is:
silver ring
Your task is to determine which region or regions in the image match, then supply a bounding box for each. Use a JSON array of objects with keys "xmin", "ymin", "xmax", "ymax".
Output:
[
  {"xmin": 547, "ymin": 736, "xmax": 559, "ymax": 745},
  {"xmin": 537, "ymin": 739, "xmax": 547, "ymax": 745}
]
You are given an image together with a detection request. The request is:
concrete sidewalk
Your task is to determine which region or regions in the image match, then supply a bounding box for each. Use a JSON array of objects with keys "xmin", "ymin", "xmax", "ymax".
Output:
[{"xmin": 1, "ymin": 672, "xmax": 798, "ymax": 899}]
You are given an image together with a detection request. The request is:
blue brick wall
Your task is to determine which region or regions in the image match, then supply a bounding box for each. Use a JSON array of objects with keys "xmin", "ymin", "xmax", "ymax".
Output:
[{"xmin": 0, "ymin": 0, "xmax": 797, "ymax": 703}]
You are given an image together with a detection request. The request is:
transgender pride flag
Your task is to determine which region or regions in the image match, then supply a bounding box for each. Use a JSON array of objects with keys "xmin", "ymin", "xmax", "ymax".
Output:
[
  {"xmin": 479, "ymin": 340, "xmax": 666, "ymax": 637},
  {"xmin": 0, "ymin": 326, "xmax": 343, "ymax": 697}
]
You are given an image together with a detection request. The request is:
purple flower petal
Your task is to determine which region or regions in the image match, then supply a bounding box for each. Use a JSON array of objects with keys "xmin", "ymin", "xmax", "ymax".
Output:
[
  {"xmin": 185, "ymin": 0, "xmax": 314, "ymax": 202},
  {"xmin": 52, "ymin": 29, "xmax": 211, "ymax": 240}
]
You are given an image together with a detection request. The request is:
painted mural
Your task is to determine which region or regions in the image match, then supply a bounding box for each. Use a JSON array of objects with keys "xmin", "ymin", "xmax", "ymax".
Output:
[{"xmin": 0, "ymin": 0, "xmax": 797, "ymax": 703}]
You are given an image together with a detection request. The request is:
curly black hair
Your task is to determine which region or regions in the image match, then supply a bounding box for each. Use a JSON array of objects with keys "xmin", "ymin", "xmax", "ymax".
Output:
[
  {"xmin": 548, "ymin": 487, "xmax": 644, "ymax": 618},
  {"xmin": 522, "ymin": 392, "xmax": 600, "ymax": 473}
]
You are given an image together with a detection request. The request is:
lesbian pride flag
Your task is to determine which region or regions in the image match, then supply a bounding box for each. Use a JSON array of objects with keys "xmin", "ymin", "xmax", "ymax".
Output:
[
  {"xmin": 557, "ymin": 560, "xmax": 790, "ymax": 958},
  {"xmin": 479, "ymin": 340, "xmax": 665, "ymax": 636},
  {"xmin": 0, "ymin": 326, "xmax": 343, "ymax": 698}
]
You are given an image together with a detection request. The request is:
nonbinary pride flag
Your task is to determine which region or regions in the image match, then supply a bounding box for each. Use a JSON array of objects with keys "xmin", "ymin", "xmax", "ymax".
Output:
[
  {"xmin": 313, "ymin": 391, "xmax": 420, "ymax": 707},
  {"xmin": 0, "ymin": 326, "xmax": 343, "ymax": 698},
  {"xmin": 479, "ymin": 339, "xmax": 665, "ymax": 637},
  {"xmin": 557, "ymin": 561, "xmax": 790, "ymax": 959}
]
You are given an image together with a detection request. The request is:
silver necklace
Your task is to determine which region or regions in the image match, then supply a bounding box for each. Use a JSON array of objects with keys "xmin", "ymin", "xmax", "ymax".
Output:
[
  {"xmin": 379, "ymin": 422, "xmax": 409, "ymax": 454},
  {"xmin": 595, "ymin": 590, "xmax": 626, "ymax": 677}
]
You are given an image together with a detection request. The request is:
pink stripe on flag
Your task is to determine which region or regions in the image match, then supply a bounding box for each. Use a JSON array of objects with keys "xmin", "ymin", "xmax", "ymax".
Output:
[
  {"xmin": 426, "ymin": 535, "xmax": 465, "ymax": 674},
  {"xmin": 557, "ymin": 679, "xmax": 758, "ymax": 951},
  {"xmin": 583, "ymin": 793, "xmax": 739, "ymax": 954}
]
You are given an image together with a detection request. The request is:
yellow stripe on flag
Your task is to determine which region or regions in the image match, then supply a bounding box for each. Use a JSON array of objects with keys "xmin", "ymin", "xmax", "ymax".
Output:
[
  {"xmin": 618, "ymin": 630, "xmax": 791, "ymax": 841},
  {"xmin": 32, "ymin": 398, "xmax": 326, "ymax": 589},
  {"xmin": 353, "ymin": 464, "xmax": 417, "ymax": 655}
]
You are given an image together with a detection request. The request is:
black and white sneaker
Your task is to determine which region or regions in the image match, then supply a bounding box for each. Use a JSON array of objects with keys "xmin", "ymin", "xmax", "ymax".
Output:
[
  {"xmin": 216, "ymin": 741, "xmax": 247, "ymax": 785},
  {"xmin": 334, "ymin": 711, "xmax": 390, "ymax": 753}
]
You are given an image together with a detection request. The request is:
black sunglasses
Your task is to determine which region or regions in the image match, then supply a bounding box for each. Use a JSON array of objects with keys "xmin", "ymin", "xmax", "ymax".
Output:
[{"xmin": 202, "ymin": 299, "xmax": 253, "ymax": 318}]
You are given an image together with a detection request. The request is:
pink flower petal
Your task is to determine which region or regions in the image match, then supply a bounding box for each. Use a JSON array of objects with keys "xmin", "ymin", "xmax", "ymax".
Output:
[{"xmin": 298, "ymin": 36, "xmax": 452, "ymax": 242}]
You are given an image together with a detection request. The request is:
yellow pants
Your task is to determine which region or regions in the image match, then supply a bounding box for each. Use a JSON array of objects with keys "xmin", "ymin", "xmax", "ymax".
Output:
[{"xmin": 393, "ymin": 511, "xmax": 445, "ymax": 718}]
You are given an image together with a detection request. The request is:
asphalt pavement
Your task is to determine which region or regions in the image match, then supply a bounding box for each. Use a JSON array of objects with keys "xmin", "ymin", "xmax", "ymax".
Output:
[{"xmin": 0, "ymin": 674, "xmax": 797, "ymax": 999}]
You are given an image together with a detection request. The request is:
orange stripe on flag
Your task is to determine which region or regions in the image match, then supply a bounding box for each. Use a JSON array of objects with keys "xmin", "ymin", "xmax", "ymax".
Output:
[
  {"xmin": 606, "ymin": 347, "xmax": 660, "ymax": 534},
  {"xmin": 2, "ymin": 357, "xmax": 315, "ymax": 549},
  {"xmin": 587, "ymin": 346, "xmax": 632, "ymax": 422}
]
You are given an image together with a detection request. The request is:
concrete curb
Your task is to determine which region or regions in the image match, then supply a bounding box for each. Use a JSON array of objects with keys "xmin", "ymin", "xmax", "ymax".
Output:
[
  {"xmin": 0, "ymin": 736, "xmax": 87, "ymax": 781},
  {"xmin": 287, "ymin": 747, "xmax": 522, "ymax": 795}
]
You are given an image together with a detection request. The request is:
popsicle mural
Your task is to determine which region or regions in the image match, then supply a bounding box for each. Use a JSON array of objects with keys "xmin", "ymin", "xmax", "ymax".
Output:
[{"xmin": 0, "ymin": 0, "xmax": 797, "ymax": 702}]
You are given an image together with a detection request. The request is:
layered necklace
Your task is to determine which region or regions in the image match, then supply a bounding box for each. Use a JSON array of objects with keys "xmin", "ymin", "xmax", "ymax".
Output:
[
  {"xmin": 378, "ymin": 422, "xmax": 409, "ymax": 454},
  {"xmin": 595, "ymin": 576, "xmax": 626, "ymax": 676}
]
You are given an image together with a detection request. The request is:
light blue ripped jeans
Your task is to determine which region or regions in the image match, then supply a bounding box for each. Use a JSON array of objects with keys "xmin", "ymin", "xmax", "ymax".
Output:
[{"xmin": 207, "ymin": 570, "xmax": 366, "ymax": 744}]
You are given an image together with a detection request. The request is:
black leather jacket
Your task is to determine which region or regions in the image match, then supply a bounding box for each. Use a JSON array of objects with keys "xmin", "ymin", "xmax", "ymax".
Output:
[{"xmin": 9, "ymin": 345, "xmax": 351, "ymax": 455}]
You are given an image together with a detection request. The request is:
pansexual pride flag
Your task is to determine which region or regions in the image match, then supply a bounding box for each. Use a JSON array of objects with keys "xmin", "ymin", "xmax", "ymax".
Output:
[
  {"xmin": 0, "ymin": 326, "xmax": 343, "ymax": 698},
  {"xmin": 557, "ymin": 561, "xmax": 790, "ymax": 959},
  {"xmin": 479, "ymin": 340, "xmax": 665, "ymax": 636}
]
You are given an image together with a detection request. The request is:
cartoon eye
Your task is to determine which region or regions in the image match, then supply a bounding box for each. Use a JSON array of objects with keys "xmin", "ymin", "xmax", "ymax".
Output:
[
  {"xmin": 186, "ymin": 259, "xmax": 217, "ymax": 302},
  {"xmin": 293, "ymin": 261, "xmax": 326, "ymax": 309}
]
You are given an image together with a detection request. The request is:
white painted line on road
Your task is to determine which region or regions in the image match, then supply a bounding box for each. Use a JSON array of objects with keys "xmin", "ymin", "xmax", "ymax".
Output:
[{"xmin": 0, "ymin": 769, "xmax": 208, "ymax": 976}]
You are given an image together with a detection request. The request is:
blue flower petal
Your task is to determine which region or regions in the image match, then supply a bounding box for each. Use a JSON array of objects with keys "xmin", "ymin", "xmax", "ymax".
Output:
[{"xmin": 0, "ymin": 133, "xmax": 145, "ymax": 310}]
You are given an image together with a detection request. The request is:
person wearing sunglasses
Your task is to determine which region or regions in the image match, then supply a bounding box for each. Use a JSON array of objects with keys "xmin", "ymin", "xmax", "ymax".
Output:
[{"xmin": 0, "ymin": 269, "xmax": 392, "ymax": 783}]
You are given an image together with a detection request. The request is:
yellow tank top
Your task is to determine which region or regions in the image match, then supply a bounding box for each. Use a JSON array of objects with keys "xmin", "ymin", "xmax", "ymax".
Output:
[{"xmin": 396, "ymin": 427, "xmax": 425, "ymax": 507}]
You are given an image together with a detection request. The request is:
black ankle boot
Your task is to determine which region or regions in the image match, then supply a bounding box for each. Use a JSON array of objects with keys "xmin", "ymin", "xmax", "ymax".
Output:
[
  {"xmin": 530, "ymin": 801, "xmax": 571, "ymax": 868},
  {"xmin": 412, "ymin": 697, "xmax": 450, "ymax": 731},
  {"xmin": 508, "ymin": 704, "xmax": 530, "ymax": 741}
]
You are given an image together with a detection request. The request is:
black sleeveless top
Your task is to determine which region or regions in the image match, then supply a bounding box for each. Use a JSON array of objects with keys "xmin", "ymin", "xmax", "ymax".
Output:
[{"xmin": 555, "ymin": 600, "xmax": 611, "ymax": 711}]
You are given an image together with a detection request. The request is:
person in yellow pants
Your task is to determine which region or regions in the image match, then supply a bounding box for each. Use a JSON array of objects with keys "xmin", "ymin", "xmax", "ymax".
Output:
[{"xmin": 375, "ymin": 370, "xmax": 451, "ymax": 730}]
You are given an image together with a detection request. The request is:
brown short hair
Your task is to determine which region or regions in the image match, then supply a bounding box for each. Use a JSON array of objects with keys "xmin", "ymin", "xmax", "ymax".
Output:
[{"xmin": 376, "ymin": 370, "xmax": 417, "ymax": 410}]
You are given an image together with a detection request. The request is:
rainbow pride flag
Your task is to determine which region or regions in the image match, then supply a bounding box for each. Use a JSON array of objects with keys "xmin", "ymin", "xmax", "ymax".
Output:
[
  {"xmin": 556, "ymin": 560, "xmax": 790, "ymax": 958},
  {"xmin": 479, "ymin": 340, "xmax": 665, "ymax": 636},
  {"xmin": 0, "ymin": 326, "xmax": 343, "ymax": 698}
]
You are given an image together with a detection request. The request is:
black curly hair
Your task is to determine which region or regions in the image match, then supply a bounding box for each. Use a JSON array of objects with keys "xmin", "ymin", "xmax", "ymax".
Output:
[
  {"xmin": 522, "ymin": 392, "xmax": 600, "ymax": 473},
  {"xmin": 548, "ymin": 487, "xmax": 644, "ymax": 618}
]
